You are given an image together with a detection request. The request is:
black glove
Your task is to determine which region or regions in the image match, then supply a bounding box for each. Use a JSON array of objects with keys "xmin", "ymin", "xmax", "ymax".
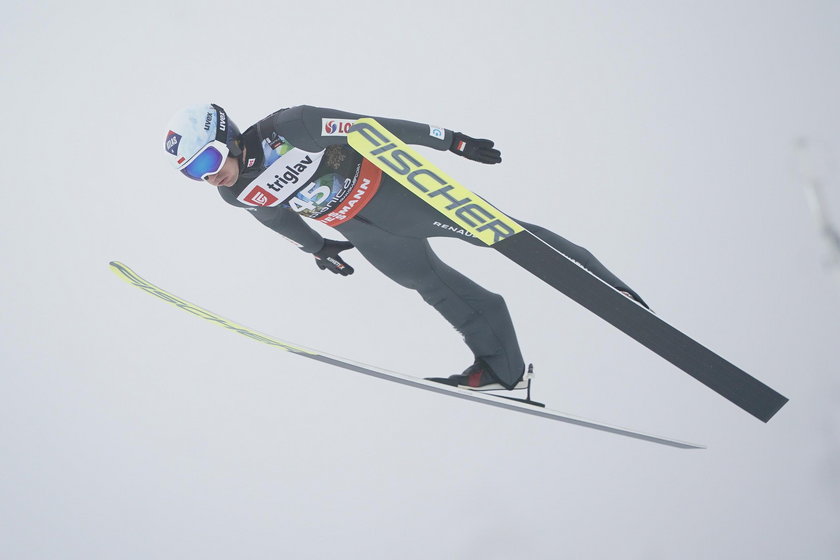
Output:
[
  {"xmin": 449, "ymin": 132, "xmax": 502, "ymax": 164},
  {"xmin": 313, "ymin": 239, "xmax": 355, "ymax": 276}
]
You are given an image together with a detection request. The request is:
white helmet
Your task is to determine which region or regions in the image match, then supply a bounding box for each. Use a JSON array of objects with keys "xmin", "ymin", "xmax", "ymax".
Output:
[{"xmin": 164, "ymin": 103, "xmax": 241, "ymax": 180}]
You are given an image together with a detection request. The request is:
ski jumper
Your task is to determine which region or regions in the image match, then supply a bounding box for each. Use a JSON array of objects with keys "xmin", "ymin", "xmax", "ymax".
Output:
[{"xmin": 218, "ymin": 106, "xmax": 643, "ymax": 388}]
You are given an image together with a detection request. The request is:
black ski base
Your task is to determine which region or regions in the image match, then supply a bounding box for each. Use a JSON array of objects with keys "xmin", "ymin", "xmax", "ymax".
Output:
[{"xmin": 495, "ymin": 231, "xmax": 788, "ymax": 422}]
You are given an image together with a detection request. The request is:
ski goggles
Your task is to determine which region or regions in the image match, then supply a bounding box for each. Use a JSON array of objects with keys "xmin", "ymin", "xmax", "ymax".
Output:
[{"xmin": 179, "ymin": 140, "xmax": 229, "ymax": 181}]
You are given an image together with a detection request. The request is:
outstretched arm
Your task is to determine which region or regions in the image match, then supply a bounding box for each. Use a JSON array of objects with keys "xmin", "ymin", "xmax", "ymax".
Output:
[{"xmin": 272, "ymin": 106, "xmax": 502, "ymax": 164}]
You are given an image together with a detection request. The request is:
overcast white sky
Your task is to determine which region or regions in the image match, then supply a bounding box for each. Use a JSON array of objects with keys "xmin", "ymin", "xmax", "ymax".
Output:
[{"xmin": 2, "ymin": 1, "xmax": 839, "ymax": 558}]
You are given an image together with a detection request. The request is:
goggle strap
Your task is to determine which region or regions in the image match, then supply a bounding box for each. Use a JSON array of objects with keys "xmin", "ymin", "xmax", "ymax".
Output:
[{"xmin": 212, "ymin": 104, "xmax": 228, "ymax": 144}]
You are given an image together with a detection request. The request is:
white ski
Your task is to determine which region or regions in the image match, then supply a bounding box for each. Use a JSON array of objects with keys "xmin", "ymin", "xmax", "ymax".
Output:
[{"xmin": 109, "ymin": 261, "xmax": 704, "ymax": 449}]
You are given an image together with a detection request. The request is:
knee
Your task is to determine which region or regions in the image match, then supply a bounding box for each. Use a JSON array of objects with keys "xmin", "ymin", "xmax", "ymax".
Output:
[
  {"xmin": 465, "ymin": 290, "xmax": 509, "ymax": 321},
  {"xmin": 484, "ymin": 291, "xmax": 507, "ymax": 314}
]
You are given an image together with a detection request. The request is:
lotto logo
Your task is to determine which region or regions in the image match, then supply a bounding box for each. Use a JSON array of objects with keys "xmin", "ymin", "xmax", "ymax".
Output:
[{"xmin": 322, "ymin": 118, "xmax": 356, "ymax": 136}]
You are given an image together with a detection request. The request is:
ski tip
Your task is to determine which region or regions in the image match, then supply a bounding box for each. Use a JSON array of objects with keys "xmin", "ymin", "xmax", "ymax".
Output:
[{"xmin": 108, "ymin": 261, "xmax": 129, "ymax": 276}]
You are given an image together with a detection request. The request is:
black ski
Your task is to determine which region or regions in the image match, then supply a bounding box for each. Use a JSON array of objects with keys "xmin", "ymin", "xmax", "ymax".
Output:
[
  {"xmin": 495, "ymin": 232, "xmax": 788, "ymax": 422},
  {"xmin": 348, "ymin": 118, "xmax": 789, "ymax": 422}
]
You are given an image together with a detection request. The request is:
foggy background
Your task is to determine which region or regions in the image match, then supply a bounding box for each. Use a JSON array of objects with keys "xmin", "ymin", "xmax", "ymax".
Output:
[{"xmin": 2, "ymin": 1, "xmax": 839, "ymax": 558}]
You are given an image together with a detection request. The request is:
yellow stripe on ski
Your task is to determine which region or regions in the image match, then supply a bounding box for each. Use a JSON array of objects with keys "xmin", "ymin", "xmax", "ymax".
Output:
[
  {"xmin": 347, "ymin": 118, "xmax": 523, "ymax": 246},
  {"xmin": 108, "ymin": 261, "xmax": 704, "ymax": 448},
  {"xmin": 108, "ymin": 261, "xmax": 317, "ymax": 355}
]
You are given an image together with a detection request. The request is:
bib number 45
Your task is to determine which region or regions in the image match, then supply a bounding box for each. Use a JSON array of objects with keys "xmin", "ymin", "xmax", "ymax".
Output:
[{"xmin": 289, "ymin": 181, "xmax": 332, "ymax": 213}]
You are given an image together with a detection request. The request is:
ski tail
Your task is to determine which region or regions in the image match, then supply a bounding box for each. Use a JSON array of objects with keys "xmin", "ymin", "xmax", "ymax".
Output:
[{"xmin": 494, "ymin": 233, "xmax": 789, "ymax": 422}]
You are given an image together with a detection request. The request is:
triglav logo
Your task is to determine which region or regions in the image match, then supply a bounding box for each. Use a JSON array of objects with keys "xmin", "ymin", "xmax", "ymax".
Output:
[
  {"xmin": 243, "ymin": 187, "xmax": 279, "ymax": 207},
  {"xmin": 322, "ymin": 118, "xmax": 356, "ymax": 136},
  {"xmin": 237, "ymin": 148, "xmax": 325, "ymax": 208},
  {"xmin": 165, "ymin": 130, "xmax": 181, "ymax": 155},
  {"xmin": 264, "ymin": 155, "xmax": 314, "ymax": 191}
]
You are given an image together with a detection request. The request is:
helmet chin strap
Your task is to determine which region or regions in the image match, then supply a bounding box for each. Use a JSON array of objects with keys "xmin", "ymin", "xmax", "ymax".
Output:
[
  {"xmin": 233, "ymin": 125, "xmax": 264, "ymax": 180},
  {"xmin": 226, "ymin": 134, "xmax": 243, "ymax": 158}
]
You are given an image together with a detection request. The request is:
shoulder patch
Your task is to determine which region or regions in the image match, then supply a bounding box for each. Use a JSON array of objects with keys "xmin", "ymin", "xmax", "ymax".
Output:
[{"xmin": 322, "ymin": 118, "xmax": 356, "ymax": 136}]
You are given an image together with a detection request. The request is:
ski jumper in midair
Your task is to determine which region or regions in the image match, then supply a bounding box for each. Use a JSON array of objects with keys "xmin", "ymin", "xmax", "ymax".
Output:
[{"xmin": 181, "ymin": 105, "xmax": 646, "ymax": 389}]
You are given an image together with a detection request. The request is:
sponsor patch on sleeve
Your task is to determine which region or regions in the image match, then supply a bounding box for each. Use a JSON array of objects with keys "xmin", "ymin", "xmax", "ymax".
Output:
[{"xmin": 322, "ymin": 118, "xmax": 356, "ymax": 136}]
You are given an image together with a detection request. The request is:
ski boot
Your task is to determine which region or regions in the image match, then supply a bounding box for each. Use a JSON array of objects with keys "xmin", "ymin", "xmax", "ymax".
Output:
[{"xmin": 427, "ymin": 362, "xmax": 544, "ymax": 407}]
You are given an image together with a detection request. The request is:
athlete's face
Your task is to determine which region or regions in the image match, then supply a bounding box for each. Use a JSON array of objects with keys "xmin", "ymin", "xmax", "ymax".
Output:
[{"xmin": 205, "ymin": 155, "xmax": 240, "ymax": 188}]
